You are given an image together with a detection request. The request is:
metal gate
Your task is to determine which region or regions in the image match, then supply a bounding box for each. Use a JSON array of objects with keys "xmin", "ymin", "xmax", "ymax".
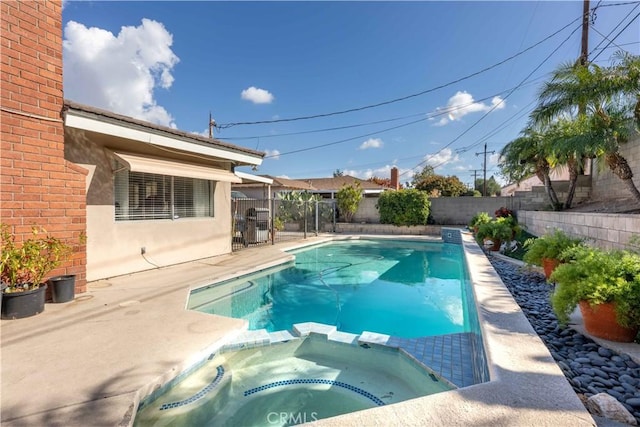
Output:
[{"xmin": 231, "ymin": 198, "xmax": 336, "ymax": 251}]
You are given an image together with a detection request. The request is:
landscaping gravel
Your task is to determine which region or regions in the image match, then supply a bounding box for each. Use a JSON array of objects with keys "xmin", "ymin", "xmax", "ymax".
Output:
[{"xmin": 488, "ymin": 255, "xmax": 640, "ymax": 424}]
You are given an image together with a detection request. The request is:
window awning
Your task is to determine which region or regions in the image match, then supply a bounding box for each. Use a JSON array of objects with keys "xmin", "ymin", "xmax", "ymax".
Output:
[{"xmin": 113, "ymin": 152, "xmax": 242, "ymax": 183}]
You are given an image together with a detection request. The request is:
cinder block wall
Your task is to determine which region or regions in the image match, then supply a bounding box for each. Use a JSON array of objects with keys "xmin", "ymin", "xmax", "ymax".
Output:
[
  {"xmin": 518, "ymin": 210, "xmax": 639, "ymax": 250},
  {"xmin": 591, "ymin": 136, "xmax": 640, "ymax": 201},
  {"xmin": 1, "ymin": 1, "xmax": 87, "ymax": 292}
]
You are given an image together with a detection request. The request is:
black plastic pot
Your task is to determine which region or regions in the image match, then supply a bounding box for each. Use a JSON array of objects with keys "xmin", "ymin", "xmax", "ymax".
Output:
[
  {"xmin": 0, "ymin": 283, "xmax": 6, "ymax": 313},
  {"xmin": 48, "ymin": 275, "xmax": 76, "ymax": 303},
  {"xmin": 1, "ymin": 284, "xmax": 47, "ymax": 320}
]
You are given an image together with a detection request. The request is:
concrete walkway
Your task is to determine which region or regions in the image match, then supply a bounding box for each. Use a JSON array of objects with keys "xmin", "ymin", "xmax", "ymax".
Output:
[
  {"xmin": 1, "ymin": 239, "xmax": 317, "ymax": 426},
  {"xmin": 0, "ymin": 234, "xmax": 619, "ymax": 426}
]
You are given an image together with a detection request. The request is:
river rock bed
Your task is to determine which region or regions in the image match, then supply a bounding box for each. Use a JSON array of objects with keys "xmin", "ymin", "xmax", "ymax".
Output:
[{"xmin": 488, "ymin": 255, "xmax": 640, "ymax": 424}]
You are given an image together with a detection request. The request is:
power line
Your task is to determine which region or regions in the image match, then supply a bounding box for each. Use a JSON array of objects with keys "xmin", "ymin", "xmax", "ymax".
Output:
[
  {"xmin": 591, "ymin": 10, "xmax": 640, "ymax": 61},
  {"xmin": 261, "ymin": 79, "xmax": 546, "ymax": 159},
  {"xmin": 216, "ymin": 14, "xmax": 585, "ymax": 130},
  {"xmin": 398, "ymin": 21, "xmax": 584, "ymax": 180},
  {"xmin": 225, "ymin": 75, "xmax": 549, "ymax": 143},
  {"xmin": 589, "ymin": 2, "xmax": 640, "ymax": 58}
]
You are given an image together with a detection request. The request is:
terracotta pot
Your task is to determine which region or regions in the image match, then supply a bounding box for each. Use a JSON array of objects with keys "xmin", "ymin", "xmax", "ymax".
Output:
[
  {"xmin": 490, "ymin": 239, "xmax": 501, "ymax": 251},
  {"xmin": 579, "ymin": 301, "xmax": 639, "ymax": 343},
  {"xmin": 542, "ymin": 258, "xmax": 561, "ymax": 280}
]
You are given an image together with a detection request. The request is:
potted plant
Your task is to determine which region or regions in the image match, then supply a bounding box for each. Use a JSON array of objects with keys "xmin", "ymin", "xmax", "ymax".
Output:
[
  {"xmin": 523, "ymin": 229, "xmax": 584, "ymax": 279},
  {"xmin": 1, "ymin": 223, "xmax": 73, "ymax": 319},
  {"xmin": 550, "ymin": 246, "xmax": 640, "ymax": 342},
  {"xmin": 476, "ymin": 220, "xmax": 513, "ymax": 251},
  {"xmin": 468, "ymin": 212, "xmax": 492, "ymax": 234},
  {"xmin": 272, "ymin": 216, "xmax": 284, "ymax": 238}
]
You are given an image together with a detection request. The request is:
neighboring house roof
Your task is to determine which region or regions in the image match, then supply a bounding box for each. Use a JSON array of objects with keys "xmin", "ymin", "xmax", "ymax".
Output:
[
  {"xmin": 62, "ymin": 100, "xmax": 264, "ymax": 166},
  {"xmin": 306, "ymin": 176, "xmax": 385, "ymax": 193}
]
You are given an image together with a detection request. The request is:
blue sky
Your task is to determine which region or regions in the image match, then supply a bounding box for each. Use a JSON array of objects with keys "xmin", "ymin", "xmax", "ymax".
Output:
[{"xmin": 62, "ymin": 1, "xmax": 640, "ymax": 187}]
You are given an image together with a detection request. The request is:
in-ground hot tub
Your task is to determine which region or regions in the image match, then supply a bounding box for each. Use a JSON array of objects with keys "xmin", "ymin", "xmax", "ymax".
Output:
[{"xmin": 134, "ymin": 329, "xmax": 453, "ymax": 426}]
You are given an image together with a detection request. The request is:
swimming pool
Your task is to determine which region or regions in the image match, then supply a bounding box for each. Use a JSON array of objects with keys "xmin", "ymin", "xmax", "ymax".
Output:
[
  {"xmin": 134, "ymin": 332, "xmax": 453, "ymax": 426},
  {"xmin": 188, "ymin": 239, "xmax": 475, "ymax": 338}
]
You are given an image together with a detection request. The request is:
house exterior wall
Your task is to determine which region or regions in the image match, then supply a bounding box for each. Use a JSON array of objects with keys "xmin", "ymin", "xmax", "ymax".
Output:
[
  {"xmin": 64, "ymin": 128, "xmax": 235, "ymax": 281},
  {"xmin": 86, "ymin": 191, "xmax": 232, "ymax": 281},
  {"xmin": 1, "ymin": 1, "xmax": 88, "ymax": 292}
]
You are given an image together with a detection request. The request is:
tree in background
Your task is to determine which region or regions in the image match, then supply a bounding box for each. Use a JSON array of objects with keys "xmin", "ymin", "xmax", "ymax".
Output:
[
  {"xmin": 333, "ymin": 169, "xmax": 344, "ymax": 177},
  {"xmin": 415, "ymin": 174, "xmax": 467, "ymax": 197},
  {"xmin": 368, "ymin": 176, "xmax": 403, "ymax": 189},
  {"xmin": 410, "ymin": 165, "xmax": 435, "ymax": 188},
  {"xmin": 336, "ymin": 182, "xmax": 362, "ymax": 223},
  {"xmin": 474, "ymin": 176, "xmax": 501, "ymax": 196}
]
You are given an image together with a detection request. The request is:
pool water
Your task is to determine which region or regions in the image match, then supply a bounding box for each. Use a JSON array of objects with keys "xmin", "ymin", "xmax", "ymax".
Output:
[
  {"xmin": 189, "ymin": 240, "xmax": 473, "ymax": 338},
  {"xmin": 134, "ymin": 335, "xmax": 452, "ymax": 426}
]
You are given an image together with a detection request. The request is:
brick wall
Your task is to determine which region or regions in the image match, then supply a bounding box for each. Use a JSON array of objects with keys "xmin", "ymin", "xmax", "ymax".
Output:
[{"xmin": 1, "ymin": 1, "xmax": 87, "ymax": 293}]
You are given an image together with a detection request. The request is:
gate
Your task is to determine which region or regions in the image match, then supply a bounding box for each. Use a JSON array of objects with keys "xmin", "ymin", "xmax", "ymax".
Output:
[{"xmin": 231, "ymin": 198, "xmax": 336, "ymax": 251}]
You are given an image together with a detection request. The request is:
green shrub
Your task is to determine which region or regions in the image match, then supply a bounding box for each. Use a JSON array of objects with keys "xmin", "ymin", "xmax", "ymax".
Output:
[
  {"xmin": 469, "ymin": 212, "xmax": 492, "ymax": 229},
  {"xmin": 476, "ymin": 219, "xmax": 513, "ymax": 243},
  {"xmin": 550, "ymin": 246, "xmax": 640, "ymax": 327},
  {"xmin": 522, "ymin": 229, "xmax": 584, "ymax": 266},
  {"xmin": 336, "ymin": 182, "xmax": 362, "ymax": 223},
  {"xmin": 377, "ymin": 189, "xmax": 430, "ymax": 226}
]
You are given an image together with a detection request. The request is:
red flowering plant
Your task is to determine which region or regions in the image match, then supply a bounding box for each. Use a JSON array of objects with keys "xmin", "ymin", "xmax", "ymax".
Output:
[{"xmin": 495, "ymin": 207, "xmax": 514, "ymax": 218}]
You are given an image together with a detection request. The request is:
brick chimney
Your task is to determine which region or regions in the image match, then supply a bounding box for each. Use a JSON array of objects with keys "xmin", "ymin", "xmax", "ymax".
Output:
[
  {"xmin": 390, "ymin": 167, "xmax": 399, "ymax": 190},
  {"xmin": 1, "ymin": 1, "xmax": 88, "ymax": 293}
]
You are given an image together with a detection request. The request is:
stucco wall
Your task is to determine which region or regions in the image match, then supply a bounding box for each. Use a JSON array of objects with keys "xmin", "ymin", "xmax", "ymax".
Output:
[
  {"xmin": 591, "ymin": 135, "xmax": 640, "ymax": 201},
  {"xmin": 518, "ymin": 210, "xmax": 640, "ymax": 250},
  {"xmin": 65, "ymin": 128, "xmax": 236, "ymax": 281},
  {"xmin": 86, "ymin": 188, "xmax": 232, "ymax": 281}
]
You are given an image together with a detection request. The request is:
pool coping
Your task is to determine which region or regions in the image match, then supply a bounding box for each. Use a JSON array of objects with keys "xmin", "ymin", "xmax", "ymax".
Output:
[{"xmin": 0, "ymin": 232, "xmax": 596, "ymax": 426}]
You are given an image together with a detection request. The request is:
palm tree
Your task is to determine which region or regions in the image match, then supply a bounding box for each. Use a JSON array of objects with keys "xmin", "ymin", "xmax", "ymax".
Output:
[
  {"xmin": 500, "ymin": 126, "xmax": 561, "ymax": 210},
  {"xmin": 545, "ymin": 117, "xmax": 599, "ymax": 209},
  {"xmin": 531, "ymin": 53, "xmax": 640, "ymax": 204}
]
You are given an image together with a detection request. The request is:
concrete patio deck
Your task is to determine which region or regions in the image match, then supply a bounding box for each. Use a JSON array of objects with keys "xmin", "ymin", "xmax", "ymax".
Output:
[{"xmin": 0, "ymin": 234, "xmax": 613, "ymax": 426}]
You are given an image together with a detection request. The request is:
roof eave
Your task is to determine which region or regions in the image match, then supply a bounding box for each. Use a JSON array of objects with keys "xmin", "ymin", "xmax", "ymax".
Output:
[{"xmin": 63, "ymin": 101, "xmax": 264, "ymax": 167}]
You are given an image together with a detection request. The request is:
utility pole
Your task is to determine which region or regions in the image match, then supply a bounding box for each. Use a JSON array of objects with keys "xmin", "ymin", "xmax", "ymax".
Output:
[
  {"xmin": 580, "ymin": 0, "xmax": 590, "ymax": 66},
  {"xmin": 208, "ymin": 112, "xmax": 216, "ymax": 138},
  {"xmin": 579, "ymin": 0, "xmax": 590, "ymax": 176},
  {"xmin": 475, "ymin": 143, "xmax": 495, "ymax": 196},
  {"xmin": 469, "ymin": 169, "xmax": 482, "ymax": 191}
]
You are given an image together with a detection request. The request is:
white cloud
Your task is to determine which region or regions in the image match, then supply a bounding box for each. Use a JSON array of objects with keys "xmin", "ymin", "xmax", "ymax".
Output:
[
  {"xmin": 264, "ymin": 149, "xmax": 280, "ymax": 159},
  {"xmin": 434, "ymin": 91, "xmax": 505, "ymax": 126},
  {"xmin": 241, "ymin": 86, "xmax": 274, "ymax": 104},
  {"xmin": 276, "ymin": 174, "xmax": 290, "ymax": 179},
  {"xmin": 63, "ymin": 19, "xmax": 179, "ymax": 128},
  {"xmin": 424, "ymin": 148, "xmax": 460, "ymax": 167},
  {"xmin": 489, "ymin": 153, "xmax": 501, "ymax": 165},
  {"xmin": 344, "ymin": 165, "xmax": 412, "ymax": 181},
  {"xmin": 359, "ymin": 138, "xmax": 383, "ymax": 150}
]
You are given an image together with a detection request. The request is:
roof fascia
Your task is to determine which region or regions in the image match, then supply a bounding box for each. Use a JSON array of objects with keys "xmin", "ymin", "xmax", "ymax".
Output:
[{"xmin": 65, "ymin": 110, "xmax": 263, "ymax": 166}]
